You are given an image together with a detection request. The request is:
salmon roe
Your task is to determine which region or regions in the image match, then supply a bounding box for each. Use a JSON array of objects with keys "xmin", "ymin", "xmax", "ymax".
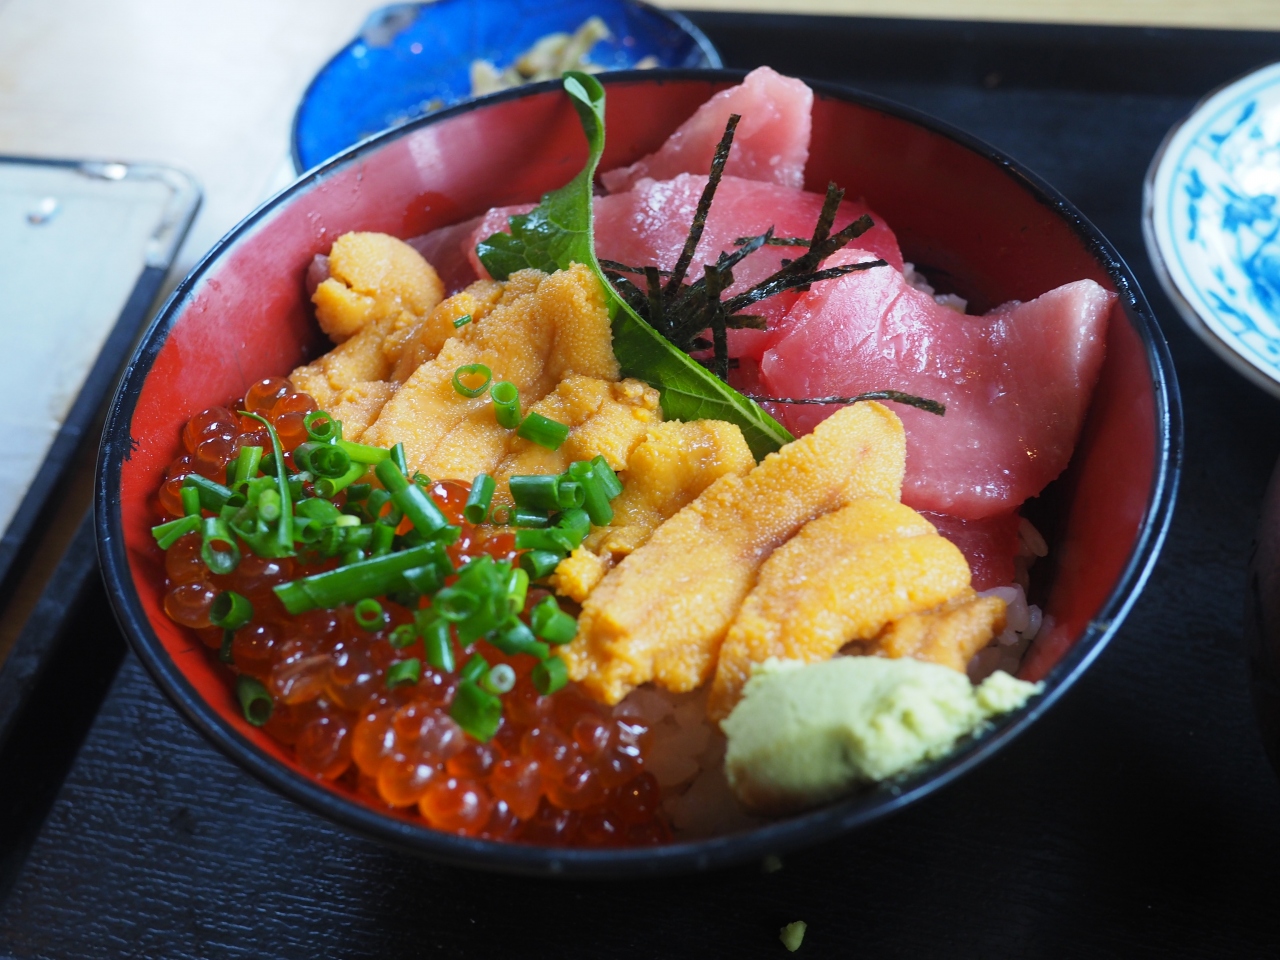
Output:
[{"xmin": 154, "ymin": 379, "xmax": 671, "ymax": 846}]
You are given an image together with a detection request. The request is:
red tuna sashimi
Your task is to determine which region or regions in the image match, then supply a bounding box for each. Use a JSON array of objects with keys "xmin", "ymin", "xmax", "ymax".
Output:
[
  {"xmin": 600, "ymin": 66, "xmax": 812, "ymax": 194},
  {"xmin": 460, "ymin": 175, "xmax": 903, "ymax": 360},
  {"xmin": 760, "ymin": 249, "xmax": 1114, "ymax": 518},
  {"xmin": 923, "ymin": 511, "xmax": 1020, "ymax": 591}
]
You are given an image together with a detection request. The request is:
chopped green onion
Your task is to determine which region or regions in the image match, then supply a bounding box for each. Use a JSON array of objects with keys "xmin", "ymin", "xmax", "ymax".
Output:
[
  {"xmin": 590, "ymin": 455, "xmax": 623, "ymax": 499},
  {"xmin": 375, "ymin": 459, "xmax": 450, "ymax": 538},
  {"xmin": 489, "ymin": 617, "xmax": 550, "ymax": 659},
  {"xmin": 273, "ymin": 542, "xmax": 452, "ymax": 614},
  {"xmin": 258, "ymin": 488, "xmax": 282, "ymax": 523},
  {"xmin": 402, "ymin": 564, "xmax": 442, "ymax": 595},
  {"xmin": 519, "ymin": 549, "xmax": 562, "ymax": 580},
  {"xmin": 341, "ymin": 547, "xmax": 367, "ymax": 566},
  {"xmin": 304, "ymin": 410, "xmax": 341, "ymax": 443},
  {"xmin": 491, "ymin": 381, "xmax": 521, "ymax": 428},
  {"xmin": 391, "ymin": 442, "xmax": 408, "ymax": 475},
  {"xmin": 390, "ymin": 623, "xmax": 418, "ymax": 648},
  {"xmin": 449, "ymin": 679, "xmax": 502, "ymax": 741},
  {"xmin": 532, "ymin": 656, "xmax": 569, "ymax": 695},
  {"xmin": 232, "ymin": 445, "xmax": 263, "ymax": 486},
  {"xmin": 152, "ymin": 515, "xmax": 200, "ymax": 550},
  {"xmin": 517, "ymin": 412, "xmax": 570, "ymax": 451},
  {"xmin": 461, "ymin": 653, "xmax": 489, "ymax": 684},
  {"xmin": 210, "ymin": 591, "xmax": 253, "ymax": 631},
  {"xmin": 482, "ymin": 663, "xmax": 517, "ymax": 695},
  {"xmin": 556, "ymin": 508, "xmax": 591, "ymax": 549},
  {"xmin": 452, "ymin": 363, "xmax": 493, "ymax": 398},
  {"xmin": 434, "ymin": 585, "xmax": 479, "ymax": 622},
  {"xmin": 418, "ymin": 615, "xmax": 455, "ymax": 672},
  {"xmin": 310, "ymin": 444, "xmax": 352, "ymax": 480},
  {"xmin": 464, "ymin": 474, "xmax": 496, "ymax": 524},
  {"xmin": 182, "ymin": 474, "xmax": 233, "ymax": 511},
  {"xmin": 530, "ymin": 595, "xmax": 577, "ymax": 644},
  {"xmin": 236, "ymin": 675, "xmax": 274, "ymax": 726},
  {"xmin": 508, "ymin": 474, "xmax": 561, "ymax": 512},
  {"xmin": 296, "ymin": 497, "xmax": 343, "ymax": 526},
  {"xmin": 370, "ymin": 522, "xmax": 395, "ymax": 557},
  {"xmin": 386, "ymin": 658, "xmax": 422, "ymax": 688},
  {"xmin": 313, "ymin": 460, "xmax": 364, "ymax": 498},
  {"xmin": 514, "ymin": 528, "xmax": 569, "ymax": 554},
  {"xmin": 453, "ymin": 313, "xmax": 473, "ymax": 328},
  {"xmin": 239, "ymin": 411, "xmax": 294, "ymax": 557},
  {"xmin": 346, "ymin": 483, "xmax": 371, "ymax": 502},
  {"xmin": 568, "ymin": 461, "xmax": 614, "ymax": 526},
  {"xmin": 510, "ymin": 508, "xmax": 550, "ymax": 528},
  {"xmin": 555, "ymin": 479, "xmax": 585, "ymax": 510},
  {"xmin": 201, "ymin": 516, "xmax": 241, "ymax": 574},
  {"xmin": 336, "ymin": 439, "xmax": 391, "ymax": 465},
  {"xmin": 354, "ymin": 598, "xmax": 385, "ymax": 631},
  {"xmin": 506, "ymin": 567, "xmax": 529, "ymax": 614},
  {"xmin": 181, "ymin": 486, "xmax": 202, "ymax": 518}
]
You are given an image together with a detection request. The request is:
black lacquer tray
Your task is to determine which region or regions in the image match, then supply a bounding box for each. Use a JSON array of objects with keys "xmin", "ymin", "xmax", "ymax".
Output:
[{"xmin": 4, "ymin": 14, "xmax": 1280, "ymax": 959}]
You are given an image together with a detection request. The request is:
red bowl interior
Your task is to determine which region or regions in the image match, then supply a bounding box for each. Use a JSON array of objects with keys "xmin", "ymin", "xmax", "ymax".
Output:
[{"xmin": 107, "ymin": 73, "xmax": 1171, "ymax": 856}]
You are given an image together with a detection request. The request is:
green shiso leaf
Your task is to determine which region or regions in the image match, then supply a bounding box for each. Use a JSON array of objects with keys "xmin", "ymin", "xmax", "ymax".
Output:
[{"xmin": 475, "ymin": 72, "xmax": 793, "ymax": 460}]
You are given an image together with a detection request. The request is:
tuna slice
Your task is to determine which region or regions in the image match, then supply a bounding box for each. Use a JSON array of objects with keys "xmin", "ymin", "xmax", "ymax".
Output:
[
  {"xmin": 760, "ymin": 249, "xmax": 1115, "ymax": 519},
  {"xmin": 922, "ymin": 511, "xmax": 1020, "ymax": 592},
  {"xmin": 599, "ymin": 66, "xmax": 813, "ymax": 194},
  {"xmin": 459, "ymin": 175, "xmax": 902, "ymax": 359}
]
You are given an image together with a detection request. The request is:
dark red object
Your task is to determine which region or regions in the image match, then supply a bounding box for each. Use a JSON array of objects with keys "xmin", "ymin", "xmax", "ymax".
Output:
[{"xmin": 96, "ymin": 71, "xmax": 1180, "ymax": 876}]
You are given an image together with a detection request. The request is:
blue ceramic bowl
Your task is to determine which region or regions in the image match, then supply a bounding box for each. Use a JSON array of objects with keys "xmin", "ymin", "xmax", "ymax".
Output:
[
  {"xmin": 1145, "ymin": 62, "xmax": 1280, "ymax": 398},
  {"xmin": 291, "ymin": 0, "xmax": 720, "ymax": 172}
]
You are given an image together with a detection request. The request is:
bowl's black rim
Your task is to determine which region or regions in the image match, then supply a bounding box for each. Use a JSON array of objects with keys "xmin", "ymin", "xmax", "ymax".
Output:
[
  {"xmin": 288, "ymin": 0, "xmax": 723, "ymax": 175},
  {"xmin": 97, "ymin": 68, "xmax": 1182, "ymax": 878}
]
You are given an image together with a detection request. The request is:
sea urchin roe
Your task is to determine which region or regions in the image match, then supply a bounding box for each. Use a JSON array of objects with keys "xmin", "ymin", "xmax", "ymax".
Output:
[{"xmin": 154, "ymin": 391, "xmax": 671, "ymax": 847}]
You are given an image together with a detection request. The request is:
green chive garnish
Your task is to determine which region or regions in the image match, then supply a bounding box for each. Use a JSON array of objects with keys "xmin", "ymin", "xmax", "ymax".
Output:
[
  {"xmin": 374, "ymin": 459, "xmax": 450, "ymax": 538},
  {"xmin": 232, "ymin": 445, "xmax": 263, "ymax": 487},
  {"xmin": 568, "ymin": 461, "xmax": 614, "ymax": 526},
  {"xmin": 183, "ymin": 474, "xmax": 233, "ymax": 512},
  {"xmin": 482, "ymin": 663, "xmax": 517, "ymax": 695},
  {"xmin": 517, "ymin": 412, "xmax": 570, "ymax": 451},
  {"xmin": 489, "ymin": 617, "xmax": 550, "ymax": 660},
  {"xmin": 530, "ymin": 595, "xmax": 577, "ymax": 644},
  {"xmin": 273, "ymin": 542, "xmax": 452, "ymax": 615},
  {"xmin": 308, "ymin": 444, "xmax": 352, "ymax": 480},
  {"xmin": 390, "ymin": 442, "xmax": 408, "ymax": 475},
  {"xmin": 346, "ymin": 483, "xmax": 371, "ymax": 502},
  {"xmin": 353, "ymin": 598, "xmax": 384, "ymax": 631},
  {"xmin": 590, "ymin": 455, "xmax": 623, "ymax": 499},
  {"xmin": 452, "ymin": 313, "xmax": 473, "ymax": 328},
  {"xmin": 491, "ymin": 381, "xmax": 520, "ymax": 429},
  {"xmin": 434, "ymin": 585, "xmax": 479, "ymax": 622},
  {"xmin": 461, "ymin": 653, "xmax": 489, "ymax": 684},
  {"xmin": 452, "ymin": 363, "xmax": 492, "ymax": 399},
  {"xmin": 510, "ymin": 508, "xmax": 550, "ymax": 528},
  {"xmin": 519, "ymin": 550, "xmax": 562, "ymax": 580},
  {"xmin": 258, "ymin": 488, "xmax": 282, "ymax": 523},
  {"xmin": 509, "ymin": 474, "xmax": 561, "ymax": 512},
  {"xmin": 236, "ymin": 675, "xmax": 274, "ymax": 726},
  {"xmin": 181, "ymin": 485, "xmax": 202, "ymax": 518},
  {"xmin": 506, "ymin": 567, "xmax": 529, "ymax": 614},
  {"xmin": 239, "ymin": 411, "xmax": 294, "ymax": 557},
  {"xmin": 314, "ymin": 460, "xmax": 366, "ymax": 498},
  {"xmin": 532, "ymin": 655, "xmax": 569, "ymax": 695},
  {"xmin": 336, "ymin": 439, "xmax": 391, "ymax": 464},
  {"xmin": 152, "ymin": 515, "xmax": 200, "ymax": 550},
  {"xmin": 386, "ymin": 658, "xmax": 421, "ymax": 688},
  {"xmin": 389, "ymin": 623, "xmax": 418, "ymax": 648},
  {"xmin": 556, "ymin": 508, "xmax": 591, "ymax": 548},
  {"xmin": 201, "ymin": 516, "xmax": 241, "ymax": 574},
  {"xmin": 449, "ymin": 678, "xmax": 501, "ymax": 741},
  {"xmin": 210, "ymin": 590, "xmax": 253, "ymax": 631},
  {"xmin": 419, "ymin": 615, "xmax": 455, "ymax": 672},
  {"xmin": 370, "ymin": 523, "xmax": 395, "ymax": 558},
  {"xmin": 514, "ymin": 528, "xmax": 570, "ymax": 554},
  {"xmin": 555, "ymin": 479, "xmax": 585, "ymax": 510},
  {"xmin": 464, "ymin": 473, "xmax": 496, "ymax": 524},
  {"xmin": 304, "ymin": 410, "xmax": 341, "ymax": 443}
]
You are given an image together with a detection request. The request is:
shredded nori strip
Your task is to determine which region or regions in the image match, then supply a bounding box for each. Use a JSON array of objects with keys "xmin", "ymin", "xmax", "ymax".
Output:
[
  {"xmin": 748, "ymin": 390, "xmax": 947, "ymax": 417},
  {"xmin": 602, "ymin": 117, "xmax": 891, "ymax": 382}
]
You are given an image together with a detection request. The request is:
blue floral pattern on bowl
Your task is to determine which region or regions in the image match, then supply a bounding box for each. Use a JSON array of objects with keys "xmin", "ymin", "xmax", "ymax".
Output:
[
  {"xmin": 292, "ymin": 0, "xmax": 720, "ymax": 173},
  {"xmin": 1146, "ymin": 62, "xmax": 1280, "ymax": 396}
]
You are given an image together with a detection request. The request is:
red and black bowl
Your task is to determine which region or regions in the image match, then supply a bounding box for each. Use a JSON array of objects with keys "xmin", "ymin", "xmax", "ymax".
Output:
[{"xmin": 96, "ymin": 70, "xmax": 1181, "ymax": 877}]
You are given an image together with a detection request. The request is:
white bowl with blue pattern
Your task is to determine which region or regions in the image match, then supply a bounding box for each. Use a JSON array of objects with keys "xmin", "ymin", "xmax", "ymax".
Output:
[{"xmin": 1145, "ymin": 62, "xmax": 1280, "ymax": 397}]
